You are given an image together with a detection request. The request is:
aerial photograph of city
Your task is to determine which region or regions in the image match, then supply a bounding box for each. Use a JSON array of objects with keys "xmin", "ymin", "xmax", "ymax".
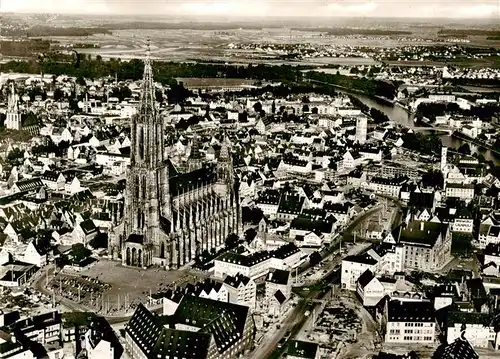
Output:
[{"xmin": 0, "ymin": 0, "xmax": 499, "ymax": 358}]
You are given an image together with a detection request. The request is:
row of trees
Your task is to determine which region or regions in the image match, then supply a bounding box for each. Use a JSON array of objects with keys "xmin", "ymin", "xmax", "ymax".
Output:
[
  {"xmin": 306, "ymin": 71, "xmax": 399, "ymax": 99},
  {"xmin": 416, "ymin": 101, "xmax": 500, "ymax": 122},
  {"xmin": 0, "ymin": 58, "xmax": 304, "ymax": 86},
  {"xmin": 401, "ymin": 132, "xmax": 442, "ymax": 156}
]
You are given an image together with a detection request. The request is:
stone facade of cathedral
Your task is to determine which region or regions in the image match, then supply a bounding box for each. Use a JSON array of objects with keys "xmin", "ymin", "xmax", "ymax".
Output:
[{"xmin": 110, "ymin": 53, "xmax": 240, "ymax": 269}]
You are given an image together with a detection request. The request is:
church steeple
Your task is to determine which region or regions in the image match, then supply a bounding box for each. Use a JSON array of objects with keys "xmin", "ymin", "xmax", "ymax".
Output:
[
  {"xmin": 219, "ymin": 135, "xmax": 231, "ymax": 161},
  {"xmin": 8, "ymin": 83, "xmax": 18, "ymax": 112},
  {"xmin": 188, "ymin": 133, "xmax": 203, "ymax": 171},
  {"xmin": 138, "ymin": 40, "xmax": 156, "ymax": 121},
  {"xmin": 5, "ymin": 82, "xmax": 21, "ymax": 131},
  {"xmin": 131, "ymin": 40, "xmax": 164, "ymax": 168}
]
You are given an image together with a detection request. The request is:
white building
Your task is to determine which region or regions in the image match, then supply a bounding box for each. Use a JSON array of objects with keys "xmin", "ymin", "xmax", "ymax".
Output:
[
  {"xmin": 446, "ymin": 313, "xmax": 496, "ymax": 349},
  {"xmin": 223, "ymin": 274, "xmax": 257, "ymax": 310},
  {"xmin": 445, "ymin": 183, "xmax": 475, "ymax": 201},
  {"xmin": 356, "ymin": 270, "xmax": 385, "ymax": 306},
  {"xmin": 355, "ymin": 116, "xmax": 368, "ymax": 144},
  {"xmin": 83, "ymin": 317, "xmax": 123, "ymax": 359},
  {"xmin": 341, "ymin": 253, "xmax": 379, "ymax": 291},
  {"xmin": 383, "ymin": 300, "xmax": 436, "ymax": 344}
]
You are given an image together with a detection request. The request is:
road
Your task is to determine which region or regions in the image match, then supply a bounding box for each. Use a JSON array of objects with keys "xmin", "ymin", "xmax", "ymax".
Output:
[
  {"xmin": 256, "ymin": 205, "xmax": 387, "ymax": 359},
  {"xmin": 263, "ymin": 199, "xmax": 400, "ymax": 359},
  {"xmin": 247, "ymin": 280, "xmax": 338, "ymax": 359}
]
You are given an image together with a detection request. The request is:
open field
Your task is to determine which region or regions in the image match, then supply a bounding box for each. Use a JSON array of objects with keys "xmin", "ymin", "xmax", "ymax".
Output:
[{"xmin": 19, "ymin": 25, "xmax": 498, "ymax": 67}]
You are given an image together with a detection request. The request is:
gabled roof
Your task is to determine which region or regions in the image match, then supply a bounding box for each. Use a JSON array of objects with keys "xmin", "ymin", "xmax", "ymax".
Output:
[
  {"xmin": 398, "ymin": 220, "xmax": 448, "ymax": 248},
  {"xmin": 266, "ymin": 269, "xmax": 290, "ymax": 285},
  {"xmin": 79, "ymin": 219, "xmax": 98, "ymax": 235},
  {"xmin": 274, "ymin": 290, "xmax": 286, "ymax": 305},
  {"xmin": 440, "ymin": 337, "xmax": 479, "ymax": 359},
  {"xmin": 87, "ymin": 317, "xmax": 123, "ymax": 359},
  {"xmin": 357, "ymin": 269, "xmax": 375, "ymax": 288},
  {"xmin": 174, "ymin": 296, "xmax": 249, "ymax": 354},
  {"xmin": 223, "ymin": 273, "xmax": 251, "ymax": 288},
  {"xmin": 387, "ymin": 300, "xmax": 434, "ymax": 323},
  {"xmin": 14, "ymin": 178, "xmax": 43, "ymax": 192}
]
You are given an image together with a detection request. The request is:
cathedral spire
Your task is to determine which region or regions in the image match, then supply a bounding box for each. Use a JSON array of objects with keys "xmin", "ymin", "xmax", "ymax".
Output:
[
  {"xmin": 219, "ymin": 135, "xmax": 231, "ymax": 161},
  {"xmin": 138, "ymin": 39, "xmax": 156, "ymax": 119},
  {"xmin": 189, "ymin": 134, "xmax": 200, "ymax": 158},
  {"xmin": 8, "ymin": 82, "xmax": 18, "ymax": 112}
]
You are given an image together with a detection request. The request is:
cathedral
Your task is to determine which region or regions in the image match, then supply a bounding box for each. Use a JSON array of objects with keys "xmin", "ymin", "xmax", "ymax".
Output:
[
  {"xmin": 110, "ymin": 51, "xmax": 240, "ymax": 269},
  {"xmin": 5, "ymin": 83, "xmax": 21, "ymax": 131}
]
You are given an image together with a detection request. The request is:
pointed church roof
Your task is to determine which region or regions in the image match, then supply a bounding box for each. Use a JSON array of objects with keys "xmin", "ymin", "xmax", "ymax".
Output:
[
  {"xmin": 190, "ymin": 134, "xmax": 202, "ymax": 160},
  {"xmin": 219, "ymin": 136, "xmax": 231, "ymax": 160},
  {"xmin": 137, "ymin": 41, "xmax": 156, "ymax": 121},
  {"xmin": 8, "ymin": 82, "xmax": 19, "ymax": 113}
]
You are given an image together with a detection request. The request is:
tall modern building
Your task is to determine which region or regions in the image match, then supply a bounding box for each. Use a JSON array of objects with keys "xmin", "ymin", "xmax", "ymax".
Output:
[
  {"xmin": 111, "ymin": 49, "xmax": 240, "ymax": 269},
  {"xmin": 355, "ymin": 116, "xmax": 367, "ymax": 144},
  {"xmin": 5, "ymin": 83, "xmax": 21, "ymax": 130}
]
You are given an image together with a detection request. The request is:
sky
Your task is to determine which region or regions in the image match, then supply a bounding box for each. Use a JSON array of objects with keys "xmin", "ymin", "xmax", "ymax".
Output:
[{"xmin": 1, "ymin": 0, "xmax": 500, "ymax": 19}]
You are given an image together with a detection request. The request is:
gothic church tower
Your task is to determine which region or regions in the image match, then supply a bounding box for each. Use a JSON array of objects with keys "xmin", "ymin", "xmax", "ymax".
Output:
[
  {"xmin": 5, "ymin": 83, "xmax": 21, "ymax": 131},
  {"xmin": 121, "ymin": 45, "xmax": 169, "ymax": 268}
]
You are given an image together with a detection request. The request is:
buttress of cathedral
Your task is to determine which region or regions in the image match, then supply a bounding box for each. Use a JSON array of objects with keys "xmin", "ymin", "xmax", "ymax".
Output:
[{"xmin": 110, "ymin": 50, "xmax": 241, "ymax": 270}]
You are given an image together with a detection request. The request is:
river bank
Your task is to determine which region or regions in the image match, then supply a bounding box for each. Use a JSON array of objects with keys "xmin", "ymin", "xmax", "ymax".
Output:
[{"xmin": 336, "ymin": 88, "xmax": 500, "ymax": 165}]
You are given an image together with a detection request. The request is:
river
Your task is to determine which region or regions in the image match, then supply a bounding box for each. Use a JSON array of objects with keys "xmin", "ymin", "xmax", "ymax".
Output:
[{"xmin": 345, "ymin": 91, "xmax": 500, "ymax": 166}]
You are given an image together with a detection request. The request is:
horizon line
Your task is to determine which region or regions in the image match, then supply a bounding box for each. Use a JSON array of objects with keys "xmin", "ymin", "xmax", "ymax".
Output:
[{"xmin": 2, "ymin": 11, "xmax": 500, "ymax": 21}]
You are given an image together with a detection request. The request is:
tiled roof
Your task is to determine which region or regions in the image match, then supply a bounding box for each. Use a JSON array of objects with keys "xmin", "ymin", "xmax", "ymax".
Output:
[
  {"xmin": 14, "ymin": 178, "xmax": 44, "ymax": 192},
  {"xmin": 387, "ymin": 300, "xmax": 434, "ymax": 323},
  {"xmin": 398, "ymin": 220, "xmax": 448, "ymax": 248},
  {"xmin": 174, "ymin": 296, "xmax": 249, "ymax": 354},
  {"xmin": 357, "ymin": 269, "xmax": 375, "ymax": 288},
  {"xmin": 266, "ymin": 269, "xmax": 290, "ymax": 285},
  {"xmin": 223, "ymin": 273, "xmax": 251, "ymax": 288},
  {"xmin": 87, "ymin": 317, "xmax": 123, "ymax": 359}
]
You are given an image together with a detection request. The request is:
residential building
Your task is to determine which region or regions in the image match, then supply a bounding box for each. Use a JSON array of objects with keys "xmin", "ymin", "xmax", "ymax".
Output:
[
  {"xmin": 357, "ymin": 269, "xmax": 385, "ymax": 306},
  {"xmin": 265, "ymin": 269, "xmax": 291, "ymax": 316},
  {"xmin": 214, "ymin": 243, "xmax": 302, "ymax": 280},
  {"xmin": 383, "ymin": 300, "xmax": 436, "ymax": 344},
  {"xmin": 125, "ymin": 297, "xmax": 255, "ymax": 359},
  {"xmin": 83, "ymin": 316, "xmax": 123, "ymax": 359},
  {"xmin": 341, "ymin": 253, "xmax": 379, "ymax": 291},
  {"xmin": 397, "ymin": 220, "xmax": 452, "ymax": 272},
  {"xmin": 446, "ymin": 313, "xmax": 495, "ymax": 349},
  {"xmin": 445, "ymin": 183, "xmax": 475, "ymax": 201},
  {"xmin": 223, "ymin": 273, "xmax": 257, "ymax": 310}
]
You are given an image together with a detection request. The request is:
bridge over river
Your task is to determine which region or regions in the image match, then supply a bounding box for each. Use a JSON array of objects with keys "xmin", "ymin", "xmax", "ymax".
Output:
[{"xmin": 412, "ymin": 126, "xmax": 453, "ymax": 135}]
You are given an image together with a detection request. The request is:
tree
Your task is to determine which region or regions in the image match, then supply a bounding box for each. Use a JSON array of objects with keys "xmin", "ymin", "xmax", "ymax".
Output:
[
  {"xmin": 225, "ymin": 234, "xmax": 239, "ymax": 248},
  {"xmin": 253, "ymin": 102, "xmax": 262, "ymax": 113},
  {"xmin": 70, "ymin": 243, "xmax": 91, "ymax": 264},
  {"xmin": 7, "ymin": 147, "xmax": 24, "ymax": 165},
  {"xmin": 457, "ymin": 143, "xmax": 471, "ymax": 156},
  {"xmin": 309, "ymin": 251, "xmax": 322, "ymax": 266},
  {"xmin": 422, "ymin": 170, "xmax": 444, "ymax": 189},
  {"xmin": 76, "ymin": 76, "xmax": 86, "ymax": 86},
  {"xmin": 244, "ymin": 228, "xmax": 257, "ymax": 243},
  {"xmin": 89, "ymin": 232, "xmax": 108, "ymax": 249}
]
